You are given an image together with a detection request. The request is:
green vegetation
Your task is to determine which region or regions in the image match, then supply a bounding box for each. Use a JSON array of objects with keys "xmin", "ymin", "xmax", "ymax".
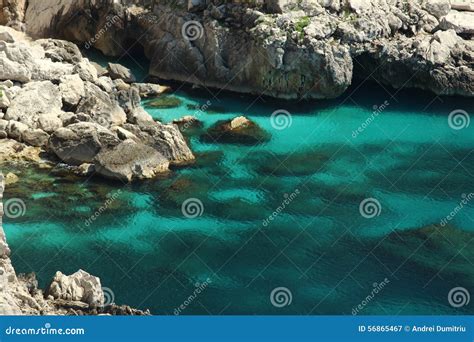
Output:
[
  {"xmin": 294, "ymin": 16, "xmax": 310, "ymax": 39},
  {"xmin": 294, "ymin": 16, "xmax": 310, "ymax": 33}
]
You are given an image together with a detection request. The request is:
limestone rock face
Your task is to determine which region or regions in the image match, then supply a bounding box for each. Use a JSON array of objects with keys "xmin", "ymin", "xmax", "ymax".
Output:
[
  {"xmin": 76, "ymin": 82, "xmax": 127, "ymax": 127},
  {"xmin": 0, "ymin": 29, "xmax": 74, "ymax": 83},
  {"xmin": 440, "ymin": 10, "xmax": 474, "ymax": 35},
  {"xmin": 5, "ymin": 81, "xmax": 64, "ymax": 131},
  {"xmin": 47, "ymin": 270, "xmax": 104, "ymax": 306},
  {"xmin": 15, "ymin": 0, "xmax": 473, "ymax": 99},
  {"xmin": 59, "ymin": 74, "xmax": 85, "ymax": 107},
  {"xmin": 94, "ymin": 139, "xmax": 170, "ymax": 181},
  {"xmin": 423, "ymin": 0, "xmax": 451, "ymax": 19}
]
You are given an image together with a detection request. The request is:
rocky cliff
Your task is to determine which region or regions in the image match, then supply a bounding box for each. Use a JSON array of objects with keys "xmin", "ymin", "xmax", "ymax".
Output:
[
  {"xmin": 0, "ymin": 173, "xmax": 148, "ymax": 315},
  {"xmin": 3, "ymin": 0, "xmax": 472, "ymax": 99}
]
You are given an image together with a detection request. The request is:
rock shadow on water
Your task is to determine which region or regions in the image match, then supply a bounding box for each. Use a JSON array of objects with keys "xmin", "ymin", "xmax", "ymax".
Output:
[
  {"xmin": 186, "ymin": 103, "xmax": 230, "ymax": 114},
  {"xmin": 245, "ymin": 149, "xmax": 332, "ymax": 177},
  {"xmin": 370, "ymin": 224, "xmax": 474, "ymax": 294},
  {"xmin": 366, "ymin": 144, "xmax": 474, "ymax": 198}
]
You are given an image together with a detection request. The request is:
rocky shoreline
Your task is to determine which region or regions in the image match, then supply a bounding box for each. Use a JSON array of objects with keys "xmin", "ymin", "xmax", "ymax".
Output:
[
  {"xmin": 0, "ymin": 173, "xmax": 148, "ymax": 315},
  {"xmin": 0, "ymin": 25, "xmax": 194, "ymax": 181},
  {"xmin": 1, "ymin": 0, "xmax": 472, "ymax": 99}
]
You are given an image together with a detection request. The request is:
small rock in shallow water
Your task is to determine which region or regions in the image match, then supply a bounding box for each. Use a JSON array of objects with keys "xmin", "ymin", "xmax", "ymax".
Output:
[
  {"xmin": 202, "ymin": 116, "xmax": 270, "ymax": 145},
  {"xmin": 172, "ymin": 115, "xmax": 203, "ymax": 128}
]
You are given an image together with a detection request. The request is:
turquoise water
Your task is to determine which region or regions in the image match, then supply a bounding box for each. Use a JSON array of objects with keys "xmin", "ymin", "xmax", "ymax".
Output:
[{"xmin": 3, "ymin": 55, "xmax": 474, "ymax": 314}]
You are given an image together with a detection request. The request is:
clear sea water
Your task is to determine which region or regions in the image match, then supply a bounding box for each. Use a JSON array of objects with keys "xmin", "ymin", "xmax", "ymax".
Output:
[{"xmin": 2, "ymin": 52, "xmax": 474, "ymax": 315}]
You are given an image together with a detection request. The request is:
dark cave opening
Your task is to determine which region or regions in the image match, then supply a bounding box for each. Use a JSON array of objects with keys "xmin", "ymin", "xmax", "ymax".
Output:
[{"xmin": 117, "ymin": 38, "xmax": 150, "ymax": 82}]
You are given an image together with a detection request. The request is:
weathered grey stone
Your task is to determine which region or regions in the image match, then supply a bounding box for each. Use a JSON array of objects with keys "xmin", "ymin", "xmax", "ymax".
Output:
[
  {"xmin": 22, "ymin": 128, "xmax": 49, "ymax": 147},
  {"xmin": 76, "ymin": 82, "xmax": 127, "ymax": 127},
  {"xmin": 6, "ymin": 120, "xmax": 28, "ymax": 139},
  {"xmin": 423, "ymin": 0, "xmax": 451, "ymax": 18},
  {"xmin": 440, "ymin": 10, "xmax": 474, "ymax": 35},
  {"xmin": 49, "ymin": 122, "xmax": 120, "ymax": 165},
  {"xmin": 107, "ymin": 63, "xmax": 136, "ymax": 83},
  {"xmin": 59, "ymin": 74, "xmax": 85, "ymax": 107},
  {"xmin": 94, "ymin": 139, "xmax": 170, "ymax": 181},
  {"xmin": 5, "ymin": 81, "xmax": 64, "ymax": 130},
  {"xmin": 73, "ymin": 59, "xmax": 98, "ymax": 82}
]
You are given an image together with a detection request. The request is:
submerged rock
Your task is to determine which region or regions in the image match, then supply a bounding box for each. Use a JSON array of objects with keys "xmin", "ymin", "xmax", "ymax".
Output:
[
  {"xmin": 202, "ymin": 116, "xmax": 270, "ymax": 145},
  {"xmin": 145, "ymin": 96, "xmax": 182, "ymax": 109},
  {"xmin": 172, "ymin": 115, "xmax": 203, "ymax": 129}
]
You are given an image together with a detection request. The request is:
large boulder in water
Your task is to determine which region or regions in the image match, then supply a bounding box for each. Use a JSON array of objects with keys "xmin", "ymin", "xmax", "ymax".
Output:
[
  {"xmin": 202, "ymin": 116, "xmax": 270, "ymax": 145},
  {"xmin": 121, "ymin": 121, "xmax": 195, "ymax": 165},
  {"xmin": 94, "ymin": 139, "xmax": 170, "ymax": 181}
]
